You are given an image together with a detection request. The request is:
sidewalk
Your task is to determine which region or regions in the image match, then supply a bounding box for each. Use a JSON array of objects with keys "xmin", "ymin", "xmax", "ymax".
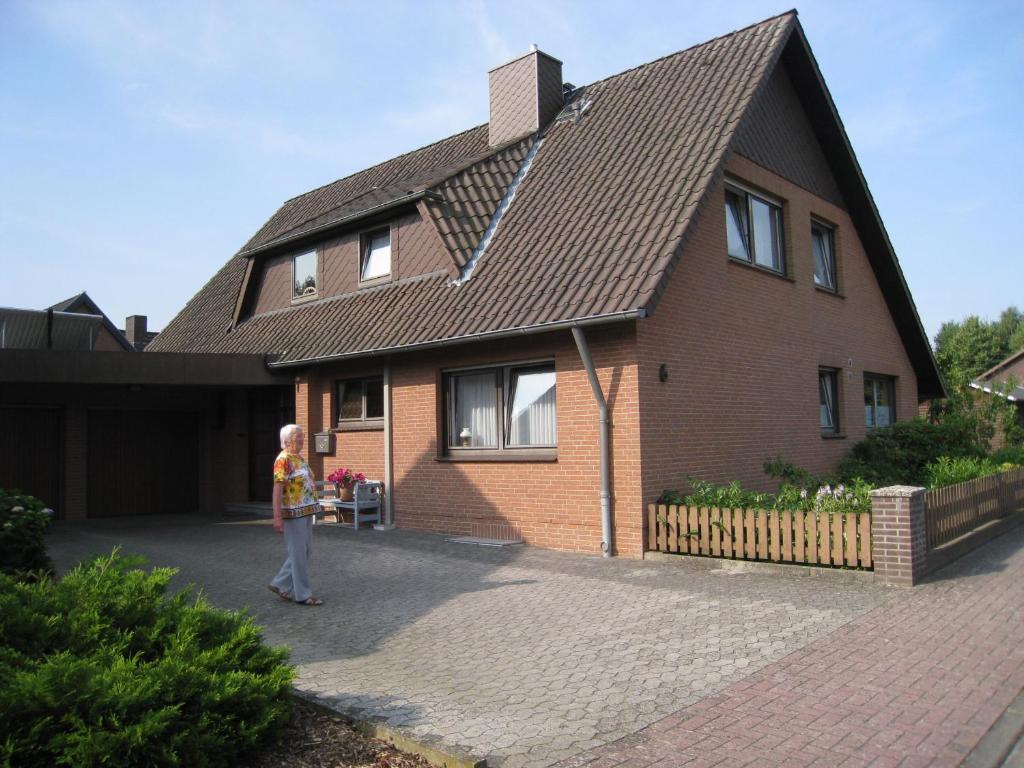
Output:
[{"xmin": 553, "ymin": 526, "xmax": 1024, "ymax": 768}]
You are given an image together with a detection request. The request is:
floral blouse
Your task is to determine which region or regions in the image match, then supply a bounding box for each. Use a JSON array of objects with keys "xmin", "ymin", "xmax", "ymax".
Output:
[{"xmin": 273, "ymin": 451, "xmax": 318, "ymax": 519}]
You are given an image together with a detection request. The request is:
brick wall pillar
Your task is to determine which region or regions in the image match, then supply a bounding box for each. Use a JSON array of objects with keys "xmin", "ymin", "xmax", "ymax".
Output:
[{"xmin": 870, "ymin": 485, "xmax": 928, "ymax": 586}]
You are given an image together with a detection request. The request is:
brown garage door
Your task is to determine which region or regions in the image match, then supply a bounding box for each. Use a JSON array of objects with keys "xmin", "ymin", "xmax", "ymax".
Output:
[
  {"xmin": 87, "ymin": 410, "xmax": 199, "ymax": 517},
  {"xmin": 0, "ymin": 407, "xmax": 62, "ymax": 512}
]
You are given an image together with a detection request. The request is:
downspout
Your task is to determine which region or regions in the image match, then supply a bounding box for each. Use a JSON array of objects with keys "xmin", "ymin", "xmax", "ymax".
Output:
[
  {"xmin": 375, "ymin": 364, "xmax": 396, "ymax": 530},
  {"xmin": 571, "ymin": 326, "xmax": 612, "ymax": 557}
]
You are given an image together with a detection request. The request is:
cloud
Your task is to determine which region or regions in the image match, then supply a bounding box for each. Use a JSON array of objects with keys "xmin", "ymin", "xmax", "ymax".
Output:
[{"xmin": 465, "ymin": 0, "xmax": 513, "ymax": 64}]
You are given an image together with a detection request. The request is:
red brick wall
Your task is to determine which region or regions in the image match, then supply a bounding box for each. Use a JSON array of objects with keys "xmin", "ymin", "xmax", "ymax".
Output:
[
  {"xmin": 301, "ymin": 325, "xmax": 645, "ymax": 556},
  {"xmin": 636, "ymin": 154, "xmax": 920, "ymax": 506}
]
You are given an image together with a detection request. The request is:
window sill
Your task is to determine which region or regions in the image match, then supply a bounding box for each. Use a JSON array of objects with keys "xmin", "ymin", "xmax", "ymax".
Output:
[
  {"xmin": 436, "ymin": 449, "xmax": 558, "ymax": 463},
  {"xmin": 727, "ymin": 257, "xmax": 794, "ymax": 283},
  {"xmin": 815, "ymin": 284, "xmax": 844, "ymax": 298},
  {"xmin": 358, "ymin": 274, "xmax": 392, "ymax": 289},
  {"xmin": 821, "ymin": 432, "xmax": 847, "ymax": 440},
  {"xmin": 333, "ymin": 420, "xmax": 384, "ymax": 433},
  {"xmin": 290, "ymin": 292, "xmax": 320, "ymax": 306}
]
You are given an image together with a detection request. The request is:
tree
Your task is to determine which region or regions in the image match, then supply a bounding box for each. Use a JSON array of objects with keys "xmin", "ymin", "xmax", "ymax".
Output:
[{"xmin": 933, "ymin": 315, "xmax": 1005, "ymax": 389}]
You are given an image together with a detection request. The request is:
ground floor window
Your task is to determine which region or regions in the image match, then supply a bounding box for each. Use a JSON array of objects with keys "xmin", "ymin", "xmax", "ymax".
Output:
[
  {"xmin": 444, "ymin": 363, "xmax": 556, "ymax": 456},
  {"xmin": 819, "ymin": 368, "xmax": 839, "ymax": 434},
  {"xmin": 336, "ymin": 377, "xmax": 384, "ymax": 427},
  {"xmin": 864, "ymin": 374, "xmax": 895, "ymax": 429}
]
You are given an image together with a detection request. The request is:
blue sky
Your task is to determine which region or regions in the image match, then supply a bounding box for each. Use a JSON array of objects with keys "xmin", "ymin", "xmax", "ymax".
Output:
[{"xmin": 1, "ymin": 0, "xmax": 1020, "ymax": 344}]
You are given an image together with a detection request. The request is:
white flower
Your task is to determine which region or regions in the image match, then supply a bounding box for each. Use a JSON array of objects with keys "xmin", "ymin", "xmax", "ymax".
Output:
[
  {"xmin": 800, "ymin": 488, "xmax": 808, "ymax": 499},
  {"xmin": 10, "ymin": 506, "xmax": 23, "ymax": 513}
]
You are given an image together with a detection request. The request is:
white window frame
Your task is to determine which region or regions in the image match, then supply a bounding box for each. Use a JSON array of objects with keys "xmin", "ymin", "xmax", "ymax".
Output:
[
  {"xmin": 864, "ymin": 374, "xmax": 896, "ymax": 429},
  {"xmin": 292, "ymin": 250, "xmax": 318, "ymax": 300},
  {"xmin": 725, "ymin": 180, "xmax": 786, "ymax": 275},
  {"xmin": 360, "ymin": 227, "xmax": 392, "ymax": 282},
  {"xmin": 811, "ymin": 219, "xmax": 837, "ymax": 292}
]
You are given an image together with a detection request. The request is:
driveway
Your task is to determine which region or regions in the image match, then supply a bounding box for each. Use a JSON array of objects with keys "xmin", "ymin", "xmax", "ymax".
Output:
[{"xmin": 48, "ymin": 517, "xmax": 1024, "ymax": 768}]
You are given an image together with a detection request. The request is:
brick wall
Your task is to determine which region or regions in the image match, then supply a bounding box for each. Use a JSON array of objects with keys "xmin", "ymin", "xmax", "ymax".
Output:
[
  {"xmin": 636, "ymin": 154, "xmax": 920, "ymax": 506},
  {"xmin": 302, "ymin": 324, "xmax": 645, "ymax": 556}
]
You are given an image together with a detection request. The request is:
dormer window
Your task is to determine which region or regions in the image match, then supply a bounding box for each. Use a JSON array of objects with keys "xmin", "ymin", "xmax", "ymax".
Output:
[
  {"xmin": 361, "ymin": 229, "xmax": 391, "ymax": 282},
  {"xmin": 292, "ymin": 250, "xmax": 317, "ymax": 298}
]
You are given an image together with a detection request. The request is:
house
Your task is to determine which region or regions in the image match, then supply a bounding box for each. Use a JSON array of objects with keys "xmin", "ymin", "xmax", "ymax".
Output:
[
  {"xmin": 972, "ymin": 348, "xmax": 1024, "ymax": 449},
  {"xmin": 148, "ymin": 12, "xmax": 944, "ymax": 556},
  {"xmin": 0, "ymin": 292, "xmax": 147, "ymax": 352}
]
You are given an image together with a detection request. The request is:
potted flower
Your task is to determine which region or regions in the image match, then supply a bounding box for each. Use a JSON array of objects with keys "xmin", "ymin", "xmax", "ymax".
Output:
[{"xmin": 327, "ymin": 467, "xmax": 366, "ymax": 501}]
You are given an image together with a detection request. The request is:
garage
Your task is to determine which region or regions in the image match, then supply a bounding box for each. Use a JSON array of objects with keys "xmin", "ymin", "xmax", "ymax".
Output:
[
  {"xmin": 87, "ymin": 409, "xmax": 200, "ymax": 518},
  {"xmin": 0, "ymin": 406, "xmax": 62, "ymax": 511}
]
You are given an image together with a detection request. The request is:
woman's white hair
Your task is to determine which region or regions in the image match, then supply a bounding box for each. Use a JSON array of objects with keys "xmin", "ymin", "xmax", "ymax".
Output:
[{"xmin": 279, "ymin": 424, "xmax": 302, "ymax": 449}]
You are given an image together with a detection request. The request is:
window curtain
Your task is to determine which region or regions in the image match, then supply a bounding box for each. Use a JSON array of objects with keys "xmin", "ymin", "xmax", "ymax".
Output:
[
  {"xmin": 452, "ymin": 373, "xmax": 497, "ymax": 447},
  {"xmin": 751, "ymin": 197, "xmax": 780, "ymax": 270},
  {"xmin": 507, "ymin": 370, "xmax": 557, "ymax": 446},
  {"xmin": 812, "ymin": 228, "xmax": 834, "ymax": 288}
]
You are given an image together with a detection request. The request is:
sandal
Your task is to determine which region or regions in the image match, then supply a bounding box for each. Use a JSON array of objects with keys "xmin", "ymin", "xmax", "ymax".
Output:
[
  {"xmin": 297, "ymin": 597, "xmax": 324, "ymax": 606},
  {"xmin": 267, "ymin": 585, "xmax": 292, "ymax": 602}
]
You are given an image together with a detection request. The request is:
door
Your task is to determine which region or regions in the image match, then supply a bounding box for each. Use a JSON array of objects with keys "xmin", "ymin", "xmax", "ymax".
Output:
[
  {"xmin": 0, "ymin": 407, "xmax": 62, "ymax": 513},
  {"xmin": 87, "ymin": 410, "xmax": 199, "ymax": 517},
  {"xmin": 248, "ymin": 386, "xmax": 295, "ymax": 502}
]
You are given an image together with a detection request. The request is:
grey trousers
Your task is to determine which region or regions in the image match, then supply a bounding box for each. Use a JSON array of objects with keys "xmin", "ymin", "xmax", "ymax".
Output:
[{"xmin": 270, "ymin": 513, "xmax": 314, "ymax": 602}]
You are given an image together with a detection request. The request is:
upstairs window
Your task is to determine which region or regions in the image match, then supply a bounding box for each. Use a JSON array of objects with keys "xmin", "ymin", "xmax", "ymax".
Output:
[
  {"xmin": 812, "ymin": 220, "xmax": 837, "ymax": 291},
  {"xmin": 725, "ymin": 183, "xmax": 785, "ymax": 274},
  {"xmin": 864, "ymin": 374, "xmax": 895, "ymax": 429},
  {"xmin": 361, "ymin": 228, "xmax": 391, "ymax": 281},
  {"xmin": 293, "ymin": 250, "xmax": 317, "ymax": 298},
  {"xmin": 336, "ymin": 377, "xmax": 384, "ymax": 426},
  {"xmin": 444, "ymin": 363, "xmax": 557, "ymax": 455},
  {"xmin": 819, "ymin": 368, "xmax": 839, "ymax": 434}
]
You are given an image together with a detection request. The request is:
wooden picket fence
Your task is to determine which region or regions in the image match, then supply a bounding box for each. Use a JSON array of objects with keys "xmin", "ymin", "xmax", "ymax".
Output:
[
  {"xmin": 925, "ymin": 467, "xmax": 1024, "ymax": 550},
  {"xmin": 647, "ymin": 505, "xmax": 872, "ymax": 569}
]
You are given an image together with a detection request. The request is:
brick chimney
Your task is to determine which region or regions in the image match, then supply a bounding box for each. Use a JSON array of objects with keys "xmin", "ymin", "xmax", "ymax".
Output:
[
  {"xmin": 488, "ymin": 45, "xmax": 563, "ymax": 147},
  {"xmin": 125, "ymin": 315, "xmax": 147, "ymax": 348}
]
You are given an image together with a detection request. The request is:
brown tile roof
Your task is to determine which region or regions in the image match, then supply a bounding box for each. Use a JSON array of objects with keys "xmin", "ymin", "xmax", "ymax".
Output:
[
  {"xmin": 147, "ymin": 12, "xmax": 943, "ymax": 397},
  {"xmin": 152, "ymin": 13, "xmax": 793, "ymax": 360}
]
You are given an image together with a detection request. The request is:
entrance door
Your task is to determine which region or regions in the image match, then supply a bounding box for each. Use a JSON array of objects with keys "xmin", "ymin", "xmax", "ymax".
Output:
[
  {"xmin": 248, "ymin": 387, "xmax": 295, "ymax": 502},
  {"xmin": 87, "ymin": 410, "xmax": 199, "ymax": 517},
  {"xmin": 0, "ymin": 407, "xmax": 62, "ymax": 513}
]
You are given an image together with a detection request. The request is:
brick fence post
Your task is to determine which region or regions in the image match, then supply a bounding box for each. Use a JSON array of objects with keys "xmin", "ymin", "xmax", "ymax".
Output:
[{"xmin": 870, "ymin": 485, "xmax": 928, "ymax": 586}]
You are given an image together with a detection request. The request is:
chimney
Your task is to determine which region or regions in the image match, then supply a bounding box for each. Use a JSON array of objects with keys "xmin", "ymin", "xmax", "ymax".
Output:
[
  {"xmin": 125, "ymin": 315, "xmax": 147, "ymax": 347},
  {"xmin": 488, "ymin": 44, "xmax": 564, "ymax": 147}
]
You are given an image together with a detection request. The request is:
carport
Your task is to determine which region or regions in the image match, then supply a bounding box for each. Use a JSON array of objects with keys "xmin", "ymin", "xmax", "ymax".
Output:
[{"xmin": 0, "ymin": 349, "xmax": 293, "ymax": 519}]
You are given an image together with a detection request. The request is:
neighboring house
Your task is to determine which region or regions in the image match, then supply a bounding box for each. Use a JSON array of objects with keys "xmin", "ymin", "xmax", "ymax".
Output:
[
  {"xmin": 972, "ymin": 348, "xmax": 1024, "ymax": 449},
  {"xmin": 1, "ymin": 292, "xmax": 138, "ymax": 352},
  {"xmin": 149, "ymin": 12, "xmax": 944, "ymax": 556}
]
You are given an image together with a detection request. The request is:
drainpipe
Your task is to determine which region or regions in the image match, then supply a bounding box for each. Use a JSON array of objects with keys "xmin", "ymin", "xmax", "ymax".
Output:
[
  {"xmin": 374, "ymin": 364, "xmax": 396, "ymax": 530},
  {"xmin": 571, "ymin": 326, "xmax": 612, "ymax": 557}
]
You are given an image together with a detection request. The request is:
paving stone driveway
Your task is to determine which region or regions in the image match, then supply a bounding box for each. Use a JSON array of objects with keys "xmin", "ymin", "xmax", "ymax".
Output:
[{"xmin": 48, "ymin": 517, "xmax": 1022, "ymax": 768}]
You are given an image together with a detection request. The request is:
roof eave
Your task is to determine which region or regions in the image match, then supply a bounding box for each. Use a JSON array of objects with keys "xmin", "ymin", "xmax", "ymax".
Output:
[
  {"xmin": 266, "ymin": 309, "xmax": 647, "ymax": 369},
  {"xmin": 236, "ymin": 190, "xmax": 442, "ymax": 260}
]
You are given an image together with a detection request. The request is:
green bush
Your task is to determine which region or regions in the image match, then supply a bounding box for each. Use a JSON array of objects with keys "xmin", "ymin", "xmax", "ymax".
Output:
[
  {"xmin": 924, "ymin": 455, "xmax": 1021, "ymax": 489},
  {"xmin": 0, "ymin": 552, "xmax": 294, "ymax": 767},
  {"xmin": 0, "ymin": 488, "xmax": 54, "ymax": 580},
  {"xmin": 837, "ymin": 419, "xmax": 984, "ymax": 487},
  {"xmin": 992, "ymin": 445, "xmax": 1024, "ymax": 466}
]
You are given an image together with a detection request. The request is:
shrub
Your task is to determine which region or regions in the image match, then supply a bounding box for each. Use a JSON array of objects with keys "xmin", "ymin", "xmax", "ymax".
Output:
[
  {"xmin": 992, "ymin": 445, "xmax": 1024, "ymax": 466},
  {"xmin": 924, "ymin": 455, "xmax": 1021, "ymax": 489},
  {"xmin": 837, "ymin": 419, "xmax": 984, "ymax": 487},
  {"xmin": 659, "ymin": 476, "xmax": 871, "ymax": 515},
  {"xmin": 0, "ymin": 551, "xmax": 294, "ymax": 767},
  {"xmin": 0, "ymin": 488, "xmax": 54, "ymax": 580}
]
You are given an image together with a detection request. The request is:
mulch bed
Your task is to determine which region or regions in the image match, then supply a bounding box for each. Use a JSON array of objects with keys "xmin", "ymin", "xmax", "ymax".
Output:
[{"xmin": 253, "ymin": 698, "xmax": 433, "ymax": 768}]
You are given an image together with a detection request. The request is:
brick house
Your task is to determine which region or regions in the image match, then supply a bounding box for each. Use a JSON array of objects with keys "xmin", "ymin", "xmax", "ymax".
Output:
[
  {"xmin": 973, "ymin": 348, "xmax": 1024, "ymax": 449},
  {"xmin": 148, "ymin": 12, "xmax": 943, "ymax": 556}
]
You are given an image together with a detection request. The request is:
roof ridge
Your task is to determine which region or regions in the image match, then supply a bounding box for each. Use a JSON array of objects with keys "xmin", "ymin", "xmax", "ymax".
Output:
[
  {"xmin": 277, "ymin": 123, "xmax": 488, "ymax": 206},
  {"xmin": 578, "ymin": 10, "xmax": 798, "ymax": 93}
]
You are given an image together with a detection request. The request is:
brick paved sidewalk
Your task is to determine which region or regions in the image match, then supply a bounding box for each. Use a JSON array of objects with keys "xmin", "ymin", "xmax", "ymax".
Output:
[{"xmin": 553, "ymin": 526, "xmax": 1024, "ymax": 768}]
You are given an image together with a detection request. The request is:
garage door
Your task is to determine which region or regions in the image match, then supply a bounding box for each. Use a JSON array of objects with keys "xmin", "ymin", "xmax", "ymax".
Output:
[
  {"xmin": 87, "ymin": 410, "xmax": 199, "ymax": 518},
  {"xmin": 0, "ymin": 407, "xmax": 62, "ymax": 512}
]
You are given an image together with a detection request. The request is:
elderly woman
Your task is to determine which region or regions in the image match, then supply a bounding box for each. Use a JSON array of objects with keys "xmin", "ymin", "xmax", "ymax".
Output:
[{"xmin": 268, "ymin": 424, "xmax": 323, "ymax": 606}]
